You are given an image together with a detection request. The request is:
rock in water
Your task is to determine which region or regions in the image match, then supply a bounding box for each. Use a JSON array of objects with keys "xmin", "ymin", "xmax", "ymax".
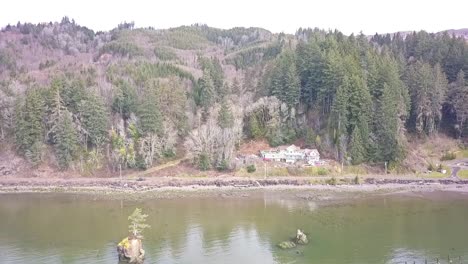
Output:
[
  {"xmin": 278, "ymin": 241, "xmax": 297, "ymax": 249},
  {"xmin": 117, "ymin": 236, "xmax": 145, "ymax": 263},
  {"xmin": 295, "ymin": 229, "xmax": 308, "ymax": 245}
]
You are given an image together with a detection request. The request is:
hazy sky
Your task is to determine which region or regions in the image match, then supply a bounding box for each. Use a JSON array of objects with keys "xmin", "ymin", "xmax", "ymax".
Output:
[{"xmin": 1, "ymin": 0, "xmax": 467, "ymax": 35}]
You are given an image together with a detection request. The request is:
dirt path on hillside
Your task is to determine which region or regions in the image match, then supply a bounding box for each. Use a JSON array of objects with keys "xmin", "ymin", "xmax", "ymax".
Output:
[{"xmin": 446, "ymin": 158, "xmax": 468, "ymax": 178}]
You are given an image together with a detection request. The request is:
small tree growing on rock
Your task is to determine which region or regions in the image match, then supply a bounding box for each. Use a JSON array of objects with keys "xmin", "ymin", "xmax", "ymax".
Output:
[
  {"xmin": 128, "ymin": 208, "xmax": 150, "ymax": 237},
  {"xmin": 118, "ymin": 208, "xmax": 150, "ymax": 263}
]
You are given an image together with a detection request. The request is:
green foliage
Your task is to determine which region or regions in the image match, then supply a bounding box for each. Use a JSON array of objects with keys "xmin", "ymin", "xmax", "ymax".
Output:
[
  {"xmin": 267, "ymin": 125, "xmax": 297, "ymax": 147},
  {"xmin": 225, "ymin": 42, "xmax": 282, "ymax": 70},
  {"xmin": 81, "ymin": 148, "xmax": 105, "ymax": 174},
  {"xmin": 5, "ymin": 22, "xmax": 468, "ymax": 175},
  {"xmin": 217, "ymin": 101, "xmax": 234, "ymax": 129},
  {"xmin": 153, "ymin": 79, "xmax": 189, "ymax": 134},
  {"xmin": 248, "ymin": 115, "xmax": 264, "ymax": 139},
  {"xmin": 216, "ymin": 159, "xmax": 229, "ymax": 171},
  {"xmin": 154, "ymin": 47, "xmax": 178, "ymax": 61},
  {"xmin": 163, "ymin": 148, "xmax": 176, "ymax": 158},
  {"xmin": 137, "ymin": 83, "xmax": 162, "ymax": 135},
  {"xmin": 112, "ymin": 79, "xmax": 137, "ymax": 119},
  {"xmin": 53, "ymin": 110, "xmax": 79, "ymax": 170},
  {"xmin": 448, "ymin": 70, "xmax": 468, "ymax": 138},
  {"xmin": 110, "ymin": 129, "xmax": 135, "ymax": 170},
  {"xmin": 39, "ymin": 60, "xmax": 56, "ymax": 70},
  {"xmin": 327, "ymin": 176, "xmax": 337, "ymax": 185},
  {"xmin": 0, "ymin": 49, "xmax": 17, "ymax": 72},
  {"xmin": 315, "ymin": 135, "xmax": 322, "ymax": 149},
  {"xmin": 266, "ymin": 51, "xmax": 300, "ymax": 108},
  {"xmin": 198, "ymin": 152, "xmax": 211, "ymax": 171},
  {"xmin": 128, "ymin": 208, "xmax": 150, "ymax": 237},
  {"xmin": 304, "ymin": 128, "xmax": 316, "ymax": 146},
  {"xmin": 440, "ymin": 152, "xmax": 456, "ymax": 161},
  {"xmin": 348, "ymin": 126, "xmax": 366, "ymax": 165},
  {"xmin": 160, "ymin": 27, "xmax": 209, "ymax": 49},
  {"xmin": 317, "ymin": 167, "xmax": 328, "ymax": 176},
  {"xmin": 197, "ymin": 57, "xmax": 224, "ymax": 102},
  {"xmin": 246, "ymin": 164, "xmax": 256, "ymax": 173},
  {"xmin": 406, "ymin": 62, "xmax": 447, "ymax": 135},
  {"xmin": 98, "ymin": 41, "xmax": 143, "ymax": 58},
  {"xmin": 195, "ymin": 70, "xmax": 215, "ymax": 108},
  {"xmin": 110, "ymin": 62, "xmax": 195, "ymax": 86},
  {"xmin": 78, "ymin": 92, "xmax": 108, "ymax": 147},
  {"xmin": 14, "ymin": 89, "xmax": 45, "ymax": 165},
  {"xmin": 458, "ymin": 169, "xmax": 468, "ymax": 178}
]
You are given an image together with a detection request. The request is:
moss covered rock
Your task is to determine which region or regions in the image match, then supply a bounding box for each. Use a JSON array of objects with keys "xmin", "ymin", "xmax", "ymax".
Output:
[
  {"xmin": 278, "ymin": 241, "xmax": 297, "ymax": 249},
  {"xmin": 295, "ymin": 229, "xmax": 309, "ymax": 245},
  {"xmin": 117, "ymin": 236, "xmax": 145, "ymax": 263}
]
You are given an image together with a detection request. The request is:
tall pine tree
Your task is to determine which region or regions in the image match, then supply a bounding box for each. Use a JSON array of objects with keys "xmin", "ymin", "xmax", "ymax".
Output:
[{"xmin": 54, "ymin": 109, "xmax": 79, "ymax": 170}]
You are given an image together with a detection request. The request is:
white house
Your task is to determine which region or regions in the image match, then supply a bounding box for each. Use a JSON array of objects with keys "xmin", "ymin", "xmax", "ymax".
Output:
[
  {"xmin": 260, "ymin": 150, "xmax": 283, "ymax": 161},
  {"xmin": 304, "ymin": 149, "xmax": 320, "ymax": 165},
  {"xmin": 260, "ymin": 145, "xmax": 320, "ymax": 165},
  {"xmin": 284, "ymin": 145, "xmax": 305, "ymax": 163}
]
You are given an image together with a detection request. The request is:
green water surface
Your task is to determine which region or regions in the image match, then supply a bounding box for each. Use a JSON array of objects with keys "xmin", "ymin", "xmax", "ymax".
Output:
[{"xmin": 0, "ymin": 192, "xmax": 467, "ymax": 264}]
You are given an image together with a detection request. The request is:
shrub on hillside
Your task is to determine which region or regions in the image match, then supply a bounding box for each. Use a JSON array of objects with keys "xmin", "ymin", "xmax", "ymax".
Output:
[
  {"xmin": 217, "ymin": 159, "xmax": 229, "ymax": 171},
  {"xmin": 440, "ymin": 151, "xmax": 456, "ymax": 161},
  {"xmin": 99, "ymin": 41, "xmax": 143, "ymax": 58},
  {"xmin": 326, "ymin": 177, "xmax": 337, "ymax": 185},
  {"xmin": 246, "ymin": 164, "xmax": 256, "ymax": 173},
  {"xmin": 317, "ymin": 167, "xmax": 328, "ymax": 175},
  {"xmin": 154, "ymin": 47, "xmax": 178, "ymax": 61}
]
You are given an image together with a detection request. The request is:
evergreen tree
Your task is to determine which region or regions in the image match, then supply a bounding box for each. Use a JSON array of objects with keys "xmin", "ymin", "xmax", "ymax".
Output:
[
  {"xmin": 112, "ymin": 80, "xmax": 137, "ymax": 120},
  {"xmin": 15, "ymin": 89, "xmax": 45, "ymax": 165},
  {"xmin": 217, "ymin": 101, "xmax": 234, "ymax": 129},
  {"xmin": 138, "ymin": 83, "xmax": 162, "ymax": 135},
  {"xmin": 46, "ymin": 84, "xmax": 67, "ymax": 138},
  {"xmin": 136, "ymin": 82, "xmax": 163, "ymax": 168},
  {"xmin": 78, "ymin": 92, "xmax": 108, "ymax": 147},
  {"xmin": 345, "ymin": 74, "xmax": 371, "ymax": 136},
  {"xmin": 375, "ymin": 84, "xmax": 405, "ymax": 163},
  {"xmin": 268, "ymin": 51, "xmax": 300, "ymax": 108},
  {"xmin": 54, "ymin": 109, "xmax": 79, "ymax": 169},
  {"xmin": 60, "ymin": 79, "xmax": 86, "ymax": 114},
  {"xmin": 198, "ymin": 152, "xmax": 211, "ymax": 171},
  {"xmin": 296, "ymin": 42, "xmax": 325, "ymax": 108},
  {"xmin": 331, "ymin": 76, "xmax": 349, "ymax": 138},
  {"xmin": 406, "ymin": 62, "xmax": 446, "ymax": 135},
  {"xmin": 231, "ymin": 78, "xmax": 241, "ymax": 96},
  {"xmin": 128, "ymin": 208, "xmax": 150, "ymax": 237},
  {"xmin": 249, "ymin": 114, "xmax": 263, "ymax": 138},
  {"xmin": 198, "ymin": 56, "xmax": 224, "ymax": 99},
  {"xmin": 348, "ymin": 126, "xmax": 365, "ymax": 165},
  {"xmin": 210, "ymin": 58, "xmax": 224, "ymax": 93},
  {"xmin": 449, "ymin": 70, "xmax": 468, "ymax": 138},
  {"xmin": 196, "ymin": 70, "xmax": 215, "ymax": 108}
]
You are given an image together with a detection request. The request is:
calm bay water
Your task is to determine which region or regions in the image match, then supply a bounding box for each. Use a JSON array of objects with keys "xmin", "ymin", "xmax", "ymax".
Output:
[{"xmin": 0, "ymin": 192, "xmax": 468, "ymax": 264}]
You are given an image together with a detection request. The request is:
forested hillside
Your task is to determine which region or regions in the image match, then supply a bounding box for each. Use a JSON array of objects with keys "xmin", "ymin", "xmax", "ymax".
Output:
[{"xmin": 0, "ymin": 18, "xmax": 467, "ymax": 176}]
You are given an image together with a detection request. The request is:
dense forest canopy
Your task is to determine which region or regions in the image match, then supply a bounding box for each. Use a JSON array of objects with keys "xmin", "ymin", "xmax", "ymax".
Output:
[{"xmin": 0, "ymin": 18, "xmax": 467, "ymax": 174}]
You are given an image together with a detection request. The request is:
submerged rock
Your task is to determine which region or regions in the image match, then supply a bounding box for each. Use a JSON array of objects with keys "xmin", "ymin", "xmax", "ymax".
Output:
[
  {"xmin": 295, "ymin": 229, "xmax": 308, "ymax": 245},
  {"xmin": 278, "ymin": 240, "xmax": 297, "ymax": 249},
  {"xmin": 117, "ymin": 236, "xmax": 145, "ymax": 263},
  {"xmin": 278, "ymin": 229, "xmax": 309, "ymax": 249}
]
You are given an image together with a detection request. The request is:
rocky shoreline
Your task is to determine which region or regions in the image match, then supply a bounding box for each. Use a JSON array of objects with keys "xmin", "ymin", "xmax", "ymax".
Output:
[{"xmin": 1, "ymin": 176, "xmax": 468, "ymax": 201}]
